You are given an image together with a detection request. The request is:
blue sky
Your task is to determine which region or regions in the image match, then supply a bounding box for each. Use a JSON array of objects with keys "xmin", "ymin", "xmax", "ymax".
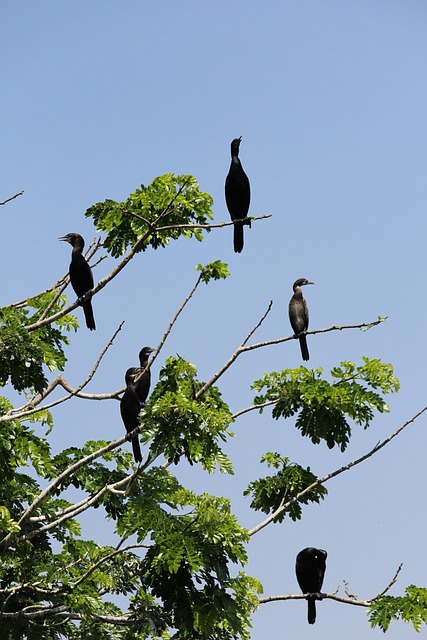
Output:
[{"xmin": 1, "ymin": 2, "xmax": 427, "ymax": 638}]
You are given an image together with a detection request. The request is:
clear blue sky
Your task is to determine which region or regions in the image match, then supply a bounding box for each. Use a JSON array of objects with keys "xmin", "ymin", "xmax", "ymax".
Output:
[{"xmin": 1, "ymin": 2, "xmax": 427, "ymax": 638}]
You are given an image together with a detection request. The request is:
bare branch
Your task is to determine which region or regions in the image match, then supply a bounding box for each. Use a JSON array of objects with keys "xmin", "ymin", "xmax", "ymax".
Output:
[
  {"xmin": 248, "ymin": 405, "xmax": 427, "ymax": 536},
  {"xmin": 372, "ymin": 563, "xmax": 403, "ymax": 599},
  {"xmin": 132, "ymin": 270, "xmax": 205, "ymax": 388},
  {"xmin": 259, "ymin": 591, "xmax": 370, "ymax": 607},
  {"xmin": 195, "ymin": 301, "xmax": 274, "ymax": 398},
  {"xmin": 259, "ymin": 565, "xmax": 404, "ymax": 609},
  {"xmin": 149, "ymin": 213, "xmax": 271, "ymax": 232},
  {"xmin": 196, "ymin": 312, "xmax": 383, "ymax": 400},
  {"xmin": 0, "ymin": 191, "xmax": 24, "ymax": 206}
]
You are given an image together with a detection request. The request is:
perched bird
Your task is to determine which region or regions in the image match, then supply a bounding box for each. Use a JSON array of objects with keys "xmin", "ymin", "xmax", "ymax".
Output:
[
  {"xmin": 59, "ymin": 233, "xmax": 96, "ymax": 330},
  {"xmin": 120, "ymin": 368, "xmax": 143, "ymax": 463},
  {"xmin": 135, "ymin": 346, "xmax": 154, "ymax": 404},
  {"xmin": 288, "ymin": 278, "xmax": 314, "ymax": 361},
  {"xmin": 295, "ymin": 547, "xmax": 327, "ymax": 624},
  {"xmin": 225, "ymin": 136, "xmax": 251, "ymax": 253},
  {"xmin": 120, "ymin": 347, "xmax": 154, "ymax": 463}
]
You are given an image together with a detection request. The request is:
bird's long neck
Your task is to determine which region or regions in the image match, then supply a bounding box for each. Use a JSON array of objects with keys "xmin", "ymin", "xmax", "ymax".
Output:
[
  {"xmin": 293, "ymin": 286, "xmax": 303, "ymax": 299},
  {"xmin": 71, "ymin": 243, "xmax": 84, "ymax": 256}
]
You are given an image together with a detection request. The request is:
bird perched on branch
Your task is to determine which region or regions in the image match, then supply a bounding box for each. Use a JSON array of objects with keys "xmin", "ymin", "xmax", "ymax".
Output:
[
  {"xmin": 135, "ymin": 346, "xmax": 154, "ymax": 405},
  {"xmin": 120, "ymin": 346, "xmax": 154, "ymax": 463},
  {"xmin": 288, "ymin": 278, "xmax": 314, "ymax": 361},
  {"xmin": 225, "ymin": 136, "xmax": 251, "ymax": 253},
  {"xmin": 295, "ymin": 547, "xmax": 327, "ymax": 624},
  {"xmin": 59, "ymin": 233, "xmax": 96, "ymax": 330}
]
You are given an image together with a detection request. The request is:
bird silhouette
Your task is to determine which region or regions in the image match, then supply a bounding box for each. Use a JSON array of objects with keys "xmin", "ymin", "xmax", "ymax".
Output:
[
  {"xmin": 59, "ymin": 233, "xmax": 95, "ymax": 330},
  {"xmin": 119, "ymin": 346, "xmax": 154, "ymax": 463},
  {"xmin": 295, "ymin": 547, "xmax": 327, "ymax": 624},
  {"xmin": 225, "ymin": 137, "xmax": 251, "ymax": 253}
]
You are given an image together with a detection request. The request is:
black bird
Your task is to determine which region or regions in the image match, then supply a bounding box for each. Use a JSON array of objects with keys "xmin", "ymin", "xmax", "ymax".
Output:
[
  {"xmin": 120, "ymin": 368, "xmax": 143, "ymax": 463},
  {"xmin": 225, "ymin": 136, "xmax": 251, "ymax": 253},
  {"xmin": 295, "ymin": 547, "xmax": 327, "ymax": 624},
  {"xmin": 288, "ymin": 278, "xmax": 314, "ymax": 361},
  {"xmin": 134, "ymin": 346, "xmax": 154, "ymax": 404},
  {"xmin": 120, "ymin": 347, "xmax": 154, "ymax": 463},
  {"xmin": 59, "ymin": 233, "xmax": 96, "ymax": 330}
]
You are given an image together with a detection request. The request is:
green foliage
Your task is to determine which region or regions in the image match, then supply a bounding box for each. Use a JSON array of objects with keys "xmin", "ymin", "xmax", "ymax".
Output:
[
  {"xmin": 143, "ymin": 356, "xmax": 234, "ymax": 473},
  {"xmin": 244, "ymin": 452, "xmax": 327, "ymax": 522},
  {"xmin": 86, "ymin": 174, "xmax": 214, "ymax": 257},
  {"xmin": 0, "ymin": 175, "xmax": 422, "ymax": 637},
  {"xmin": 0, "ymin": 397, "xmax": 54, "ymax": 481},
  {"xmin": 368, "ymin": 586, "xmax": 427, "ymax": 632},
  {"xmin": 252, "ymin": 358, "xmax": 400, "ymax": 451},
  {"xmin": 196, "ymin": 260, "xmax": 230, "ymax": 284},
  {"xmin": 0, "ymin": 291, "xmax": 76, "ymax": 393},
  {"xmin": 138, "ymin": 493, "xmax": 259, "ymax": 639}
]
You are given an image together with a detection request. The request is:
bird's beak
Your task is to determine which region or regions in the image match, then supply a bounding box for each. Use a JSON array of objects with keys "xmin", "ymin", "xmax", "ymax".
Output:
[
  {"xmin": 307, "ymin": 281, "xmax": 315, "ymax": 285},
  {"xmin": 59, "ymin": 236, "xmax": 69, "ymax": 242}
]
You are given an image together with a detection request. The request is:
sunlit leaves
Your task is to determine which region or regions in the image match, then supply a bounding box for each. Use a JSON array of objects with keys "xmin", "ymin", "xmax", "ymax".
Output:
[
  {"xmin": 144, "ymin": 356, "xmax": 234, "ymax": 473},
  {"xmin": 86, "ymin": 174, "xmax": 214, "ymax": 257},
  {"xmin": 252, "ymin": 359, "xmax": 399, "ymax": 451},
  {"xmin": 196, "ymin": 260, "xmax": 230, "ymax": 284}
]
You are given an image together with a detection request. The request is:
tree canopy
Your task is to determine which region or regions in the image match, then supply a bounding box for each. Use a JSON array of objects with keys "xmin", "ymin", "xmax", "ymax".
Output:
[{"xmin": 0, "ymin": 178, "xmax": 426, "ymax": 639}]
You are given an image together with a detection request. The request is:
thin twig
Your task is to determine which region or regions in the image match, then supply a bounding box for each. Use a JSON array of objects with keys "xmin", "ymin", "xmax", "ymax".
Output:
[
  {"xmin": 195, "ymin": 301, "xmax": 274, "ymax": 399},
  {"xmin": 0, "ymin": 191, "xmax": 24, "ymax": 206}
]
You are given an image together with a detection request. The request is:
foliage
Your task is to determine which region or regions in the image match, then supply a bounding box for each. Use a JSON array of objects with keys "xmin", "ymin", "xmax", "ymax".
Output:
[
  {"xmin": 252, "ymin": 358, "xmax": 400, "ymax": 451},
  {"xmin": 244, "ymin": 452, "xmax": 327, "ymax": 522},
  {"xmin": 0, "ymin": 176, "xmax": 424, "ymax": 638},
  {"xmin": 143, "ymin": 356, "xmax": 234, "ymax": 473},
  {"xmin": 0, "ymin": 297, "xmax": 75, "ymax": 393},
  {"xmin": 368, "ymin": 587, "xmax": 427, "ymax": 632},
  {"xmin": 86, "ymin": 174, "xmax": 214, "ymax": 257}
]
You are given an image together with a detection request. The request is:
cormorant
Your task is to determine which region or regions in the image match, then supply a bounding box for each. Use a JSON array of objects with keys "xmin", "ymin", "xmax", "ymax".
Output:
[
  {"xmin": 225, "ymin": 137, "xmax": 251, "ymax": 253},
  {"xmin": 120, "ymin": 347, "xmax": 154, "ymax": 463},
  {"xmin": 288, "ymin": 278, "xmax": 314, "ymax": 361},
  {"xmin": 120, "ymin": 368, "xmax": 143, "ymax": 463},
  {"xmin": 295, "ymin": 547, "xmax": 327, "ymax": 624},
  {"xmin": 135, "ymin": 346, "xmax": 154, "ymax": 404},
  {"xmin": 59, "ymin": 233, "xmax": 96, "ymax": 330}
]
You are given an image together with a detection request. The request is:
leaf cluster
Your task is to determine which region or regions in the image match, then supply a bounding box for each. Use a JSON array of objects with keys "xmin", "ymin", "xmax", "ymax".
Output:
[
  {"xmin": 252, "ymin": 358, "xmax": 400, "ymax": 451},
  {"xmin": 143, "ymin": 356, "xmax": 234, "ymax": 473},
  {"xmin": 86, "ymin": 174, "xmax": 214, "ymax": 257},
  {"xmin": 368, "ymin": 586, "xmax": 427, "ymax": 632},
  {"xmin": 244, "ymin": 452, "xmax": 327, "ymax": 522},
  {"xmin": 0, "ymin": 293, "xmax": 77, "ymax": 394}
]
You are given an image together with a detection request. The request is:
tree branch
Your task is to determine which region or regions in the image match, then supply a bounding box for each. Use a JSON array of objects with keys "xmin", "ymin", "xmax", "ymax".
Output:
[
  {"xmin": 195, "ymin": 301, "xmax": 274, "ymax": 398},
  {"xmin": 0, "ymin": 191, "xmax": 24, "ymax": 206},
  {"xmin": 197, "ymin": 313, "xmax": 385, "ymax": 400},
  {"xmin": 259, "ymin": 564, "xmax": 404, "ymax": 608},
  {"xmin": 248, "ymin": 406, "xmax": 427, "ymax": 536},
  {"xmin": 0, "ymin": 322, "xmax": 125, "ymax": 423}
]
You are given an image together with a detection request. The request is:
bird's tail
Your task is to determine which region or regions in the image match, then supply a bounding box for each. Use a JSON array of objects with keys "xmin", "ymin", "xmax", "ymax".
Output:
[
  {"xmin": 83, "ymin": 301, "xmax": 96, "ymax": 331},
  {"xmin": 233, "ymin": 221, "xmax": 244, "ymax": 253},
  {"xmin": 299, "ymin": 334, "xmax": 309, "ymax": 361},
  {"xmin": 131, "ymin": 436, "xmax": 142, "ymax": 463},
  {"xmin": 307, "ymin": 596, "xmax": 316, "ymax": 624}
]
